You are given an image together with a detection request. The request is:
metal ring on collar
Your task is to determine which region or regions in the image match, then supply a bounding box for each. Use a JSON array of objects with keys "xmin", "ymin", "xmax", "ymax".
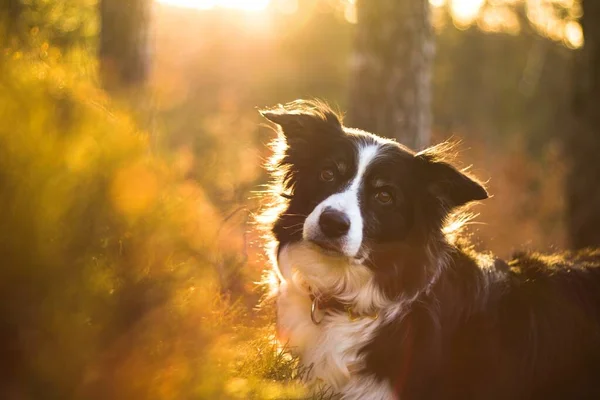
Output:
[{"xmin": 311, "ymin": 297, "xmax": 323, "ymax": 325}]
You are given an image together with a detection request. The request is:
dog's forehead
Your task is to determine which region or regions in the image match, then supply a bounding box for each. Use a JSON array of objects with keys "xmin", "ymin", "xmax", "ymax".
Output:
[
  {"xmin": 306, "ymin": 129, "xmax": 418, "ymax": 183},
  {"xmin": 353, "ymin": 139, "xmax": 416, "ymax": 179},
  {"xmin": 372, "ymin": 142, "xmax": 414, "ymax": 163}
]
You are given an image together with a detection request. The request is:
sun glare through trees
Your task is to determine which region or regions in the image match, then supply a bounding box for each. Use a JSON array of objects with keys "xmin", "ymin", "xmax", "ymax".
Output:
[
  {"xmin": 156, "ymin": 0, "xmax": 271, "ymax": 11},
  {"xmin": 154, "ymin": 0, "xmax": 582, "ymax": 48}
]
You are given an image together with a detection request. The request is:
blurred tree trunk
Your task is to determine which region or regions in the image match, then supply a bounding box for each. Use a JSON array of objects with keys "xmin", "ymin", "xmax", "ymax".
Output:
[
  {"xmin": 0, "ymin": 0, "xmax": 23, "ymax": 44},
  {"xmin": 347, "ymin": 0, "xmax": 434, "ymax": 149},
  {"xmin": 566, "ymin": 0, "xmax": 600, "ymax": 250},
  {"xmin": 99, "ymin": 0, "xmax": 150, "ymax": 92}
]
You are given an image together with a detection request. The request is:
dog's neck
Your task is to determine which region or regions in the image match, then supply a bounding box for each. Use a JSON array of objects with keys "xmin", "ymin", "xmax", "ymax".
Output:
[
  {"xmin": 277, "ymin": 238, "xmax": 471, "ymax": 322},
  {"xmin": 277, "ymin": 242, "xmax": 390, "ymax": 315},
  {"xmin": 415, "ymin": 240, "xmax": 508, "ymax": 333}
]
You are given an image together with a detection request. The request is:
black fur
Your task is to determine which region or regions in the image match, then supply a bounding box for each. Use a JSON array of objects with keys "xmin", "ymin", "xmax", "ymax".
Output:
[
  {"xmin": 262, "ymin": 100, "xmax": 600, "ymax": 399},
  {"xmin": 359, "ymin": 245, "xmax": 600, "ymax": 399}
]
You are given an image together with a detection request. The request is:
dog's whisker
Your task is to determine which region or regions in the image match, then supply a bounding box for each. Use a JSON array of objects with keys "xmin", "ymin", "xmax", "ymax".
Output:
[
  {"xmin": 289, "ymin": 227, "xmax": 304, "ymax": 237},
  {"xmin": 282, "ymin": 223, "xmax": 304, "ymax": 230}
]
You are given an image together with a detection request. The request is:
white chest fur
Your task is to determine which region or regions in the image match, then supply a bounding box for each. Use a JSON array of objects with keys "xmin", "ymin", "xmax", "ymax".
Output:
[{"xmin": 276, "ymin": 242, "xmax": 396, "ymax": 399}]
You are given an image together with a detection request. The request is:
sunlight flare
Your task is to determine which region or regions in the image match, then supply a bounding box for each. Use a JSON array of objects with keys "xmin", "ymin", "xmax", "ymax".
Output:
[
  {"xmin": 564, "ymin": 20, "xmax": 584, "ymax": 48},
  {"xmin": 156, "ymin": 0, "xmax": 270, "ymax": 11},
  {"xmin": 451, "ymin": 0, "xmax": 485, "ymax": 26}
]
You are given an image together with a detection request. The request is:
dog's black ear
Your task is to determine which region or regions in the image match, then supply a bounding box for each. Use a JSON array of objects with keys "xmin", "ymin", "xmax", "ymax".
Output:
[
  {"xmin": 417, "ymin": 150, "xmax": 488, "ymax": 209},
  {"xmin": 260, "ymin": 100, "xmax": 343, "ymax": 139}
]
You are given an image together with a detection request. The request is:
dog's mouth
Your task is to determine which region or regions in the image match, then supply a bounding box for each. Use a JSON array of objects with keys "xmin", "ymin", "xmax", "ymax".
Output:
[
  {"xmin": 307, "ymin": 239, "xmax": 369, "ymax": 264},
  {"xmin": 308, "ymin": 238, "xmax": 345, "ymax": 257}
]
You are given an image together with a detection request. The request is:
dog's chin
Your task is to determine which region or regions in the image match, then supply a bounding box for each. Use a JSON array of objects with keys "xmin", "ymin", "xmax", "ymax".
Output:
[
  {"xmin": 307, "ymin": 239, "xmax": 370, "ymax": 264},
  {"xmin": 307, "ymin": 239, "xmax": 348, "ymax": 258}
]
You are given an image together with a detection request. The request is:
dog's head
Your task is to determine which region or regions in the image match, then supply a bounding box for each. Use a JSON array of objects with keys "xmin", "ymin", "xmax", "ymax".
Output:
[{"xmin": 262, "ymin": 100, "xmax": 487, "ymax": 298}]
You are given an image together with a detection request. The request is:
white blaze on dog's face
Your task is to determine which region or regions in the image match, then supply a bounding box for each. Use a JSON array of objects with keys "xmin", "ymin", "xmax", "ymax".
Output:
[
  {"xmin": 262, "ymin": 101, "xmax": 488, "ymax": 296},
  {"xmin": 302, "ymin": 144, "xmax": 379, "ymax": 258}
]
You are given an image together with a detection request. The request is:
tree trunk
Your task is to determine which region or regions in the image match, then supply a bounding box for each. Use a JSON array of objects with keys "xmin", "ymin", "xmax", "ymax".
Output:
[
  {"xmin": 0, "ymin": 0, "xmax": 24, "ymax": 44},
  {"xmin": 99, "ymin": 0, "xmax": 150, "ymax": 92},
  {"xmin": 347, "ymin": 0, "xmax": 434, "ymax": 150},
  {"xmin": 566, "ymin": 0, "xmax": 600, "ymax": 250}
]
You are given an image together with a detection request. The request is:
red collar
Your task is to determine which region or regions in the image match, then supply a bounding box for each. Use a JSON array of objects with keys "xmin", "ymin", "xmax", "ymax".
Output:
[{"xmin": 394, "ymin": 315, "xmax": 414, "ymax": 397}]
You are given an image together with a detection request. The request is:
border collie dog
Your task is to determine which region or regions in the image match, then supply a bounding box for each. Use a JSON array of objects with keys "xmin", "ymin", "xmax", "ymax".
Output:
[{"xmin": 260, "ymin": 100, "xmax": 600, "ymax": 400}]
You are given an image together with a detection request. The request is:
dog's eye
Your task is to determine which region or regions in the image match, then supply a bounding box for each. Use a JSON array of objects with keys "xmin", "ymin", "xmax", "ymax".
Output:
[
  {"xmin": 320, "ymin": 168, "xmax": 335, "ymax": 182},
  {"xmin": 375, "ymin": 190, "xmax": 393, "ymax": 205}
]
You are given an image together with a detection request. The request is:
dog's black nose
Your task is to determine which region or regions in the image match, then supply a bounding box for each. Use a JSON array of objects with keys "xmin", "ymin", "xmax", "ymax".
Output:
[{"xmin": 319, "ymin": 209, "xmax": 350, "ymax": 238}]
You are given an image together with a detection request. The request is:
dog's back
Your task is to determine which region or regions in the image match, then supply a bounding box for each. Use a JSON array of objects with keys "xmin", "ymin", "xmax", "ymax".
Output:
[{"xmin": 440, "ymin": 249, "xmax": 600, "ymax": 400}]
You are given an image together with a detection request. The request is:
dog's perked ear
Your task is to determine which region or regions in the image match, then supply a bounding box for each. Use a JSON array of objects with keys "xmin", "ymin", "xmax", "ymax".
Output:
[
  {"xmin": 417, "ymin": 151, "xmax": 488, "ymax": 209},
  {"xmin": 259, "ymin": 100, "xmax": 343, "ymax": 139}
]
